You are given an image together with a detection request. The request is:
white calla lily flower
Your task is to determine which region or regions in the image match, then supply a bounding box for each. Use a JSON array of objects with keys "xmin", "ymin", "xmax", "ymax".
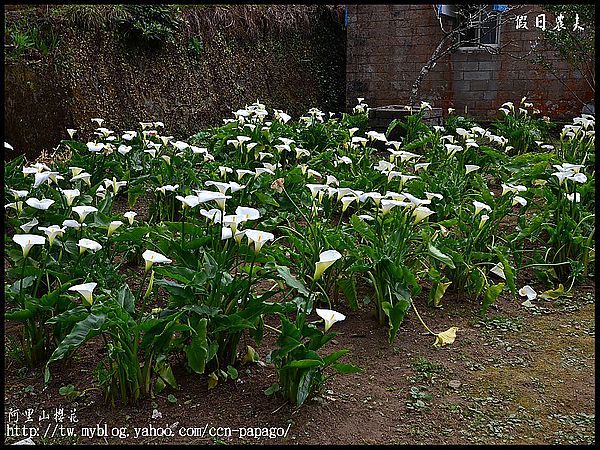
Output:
[
  {"xmin": 156, "ymin": 184, "xmax": 179, "ymax": 194},
  {"xmin": 78, "ymin": 238, "xmax": 102, "ymax": 254},
  {"xmin": 60, "ymin": 188, "xmax": 80, "ymax": 206},
  {"xmin": 472, "ymin": 200, "xmax": 492, "ymax": 216},
  {"xmin": 9, "ymin": 189, "xmax": 29, "ymax": 199},
  {"xmin": 38, "ymin": 225, "xmax": 65, "ymax": 246},
  {"xmin": 478, "ymin": 214, "xmax": 489, "ymax": 229},
  {"xmin": 412, "ymin": 206, "xmax": 434, "ymax": 223},
  {"xmin": 72, "ymin": 205, "xmax": 98, "ymax": 223},
  {"xmin": 518, "ymin": 285, "xmax": 537, "ymax": 301},
  {"xmin": 176, "ymin": 195, "xmax": 201, "ymax": 209},
  {"xmin": 142, "ymin": 250, "xmax": 172, "ymax": 272},
  {"xmin": 20, "ymin": 217, "xmax": 39, "ymax": 233},
  {"xmin": 512, "ymin": 196, "xmax": 527, "ymax": 207},
  {"xmin": 103, "ymin": 177, "xmax": 127, "ymax": 195},
  {"xmin": 235, "ymin": 206, "xmax": 260, "ymax": 221},
  {"xmin": 200, "ymin": 208, "xmax": 222, "ymax": 223},
  {"xmin": 221, "ymin": 226, "xmax": 234, "ymax": 240},
  {"xmin": 490, "ymin": 262, "xmax": 506, "ymax": 280},
  {"xmin": 33, "ymin": 171, "xmax": 54, "ymax": 188},
  {"xmin": 124, "ymin": 211, "xmax": 137, "ymax": 225},
  {"xmin": 69, "ymin": 282, "xmax": 97, "ymax": 306},
  {"xmin": 13, "ymin": 234, "xmax": 46, "ymax": 257},
  {"xmin": 315, "ymin": 308, "xmax": 346, "ymax": 332},
  {"xmin": 243, "ymin": 229, "xmax": 275, "ymax": 253},
  {"xmin": 465, "ymin": 164, "xmax": 480, "ymax": 174},
  {"xmin": 5, "ymin": 202, "xmax": 24, "ymax": 214},
  {"xmin": 340, "ymin": 196, "xmax": 357, "ymax": 212},
  {"xmin": 62, "ymin": 219, "xmax": 84, "ymax": 229},
  {"xmin": 25, "ymin": 198, "xmax": 55, "ymax": 210},
  {"xmin": 314, "ymin": 250, "xmax": 342, "ymax": 281},
  {"xmin": 108, "ymin": 220, "xmax": 123, "ymax": 237},
  {"xmin": 71, "ymin": 172, "xmax": 91, "ymax": 186}
]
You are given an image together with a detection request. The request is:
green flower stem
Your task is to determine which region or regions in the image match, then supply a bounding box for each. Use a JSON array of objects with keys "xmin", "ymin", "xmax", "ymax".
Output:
[
  {"xmin": 366, "ymin": 270, "xmax": 384, "ymax": 324},
  {"xmin": 19, "ymin": 254, "xmax": 28, "ymax": 305},
  {"xmin": 243, "ymin": 250, "xmax": 258, "ymax": 308},
  {"xmin": 136, "ymin": 270, "xmax": 149, "ymax": 317},
  {"xmin": 180, "ymin": 206, "xmax": 186, "ymax": 247},
  {"xmin": 171, "ymin": 194, "xmax": 175, "ymax": 222},
  {"xmin": 139, "ymin": 270, "xmax": 154, "ymax": 320}
]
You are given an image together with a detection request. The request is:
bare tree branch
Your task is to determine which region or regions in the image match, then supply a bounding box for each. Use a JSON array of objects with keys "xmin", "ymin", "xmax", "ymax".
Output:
[{"xmin": 410, "ymin": 4, "xmax": 594, "ymax": 109}]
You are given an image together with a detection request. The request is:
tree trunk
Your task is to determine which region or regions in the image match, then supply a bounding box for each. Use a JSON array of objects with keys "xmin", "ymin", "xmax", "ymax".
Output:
[{"xmin": 409, "ymin": 35, "xmax": 452, "ymax": 105}]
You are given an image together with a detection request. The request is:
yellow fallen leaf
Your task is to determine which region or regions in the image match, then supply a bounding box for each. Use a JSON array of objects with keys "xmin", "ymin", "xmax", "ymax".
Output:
[
  {"xmin": 433, "ymin": 327, "xmax": 459, "ymax": 348},
  {"xmin": 208, "ymin": 371, "xmax": 219, "ymax": 390},
  {"xmin": 538, "ymin": 284, "xmax": 572, "ymax": 300},
  {"xmin": 241, "ymin": 345, "xmax": 260, "ymax": 365}
]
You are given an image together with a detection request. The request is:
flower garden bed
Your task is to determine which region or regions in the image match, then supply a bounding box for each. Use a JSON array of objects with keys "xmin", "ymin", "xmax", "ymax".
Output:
[{"xmin": 4, "ymin": 98, "xmax": 595, "ymax": 444}]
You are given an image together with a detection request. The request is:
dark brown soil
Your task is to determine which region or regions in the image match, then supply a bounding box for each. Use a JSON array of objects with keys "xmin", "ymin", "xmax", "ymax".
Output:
[{"xmin": 4, "ymin": 279, "xmax": 594, "ymax": 445}]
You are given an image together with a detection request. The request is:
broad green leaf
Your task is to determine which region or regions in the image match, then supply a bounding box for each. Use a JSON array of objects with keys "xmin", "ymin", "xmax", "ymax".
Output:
[
  {"xmin": 264, "ymin": 383, "xmax": 279, "ymax": 396},
  {"xmin": 296, "ymin": 368, "xmax": 316, "ymax": 406},
  {"xmin": 470, "ymin": 268, "xmax": 486, "ymax": 296},
  {"xmin": 285, "ymin": 359, "xmax": 323, "ymax": 369},
  {"xmin": 154, "ymin": 279, "xmax": 194, "ymax": 301},
  {"xmin": 350, "ymin": 214, "xmax": 376, "ymax": 243},
  {"xmin": 46, "ymin": 313, "xmax": 107, "ymax": 382},
  {"xmin": 154, "ymin": 266, "xmax": 195, "ymax": 285},
  {"xmin": 273, "ymin": 264, "xmax": 310, "ymax": 297},
  {"xmin": 128, "ymin": 186, "xmax": 145, "ymax": 208},
  {"xmin": 382, "ymin": 297, "xmax": 410, "ymax": 344},
  {"xmin": 212, "ymin": 314, "xmax": 256, "ymax": 333},
  {"xmin": 182, "ymin": 304, "xmax": 221, "ymax": 318},
  {"xmin": 156, "ymin": 363, "xmax": 178, "ymax": 392},
  {"xmin": 7, "ymin": 276, "xmax": 35, "ymax": 293},
  {"xmin": 96, "ymin": 194, "xmax": 113, "ymax": 215},
  {"xmin": 322, "ymin": 349, "xmax": 350, "ymax": 366},
  {"xmin": 45, "ymin": 305, "xmax": 88, "ymax": 325},
  {"xmin": 495, "ymin": 248, "xmax": 516, "ymax": 295},
  {"xmin": 480, "ymin": 283, "xmax": 505, "ymax": 315},
  {"xmin": 185, "ymin": 318, "xmax": 208, "ymax": 374},
  {"xmin": 249, "ymin": 315, "xmax": 264, "ymax": 346},
  {"xmin": 117, "ymin": 284, "xmax": 135, "ymax": 315},
  {"xmin": 399, "ymin": 267, "xmax": 421, "ymax": 297},
  {"xmin": 5, "ymin": 308, "xmax": 34, "ymax": 322},
  {"xmin": 111, "ymin": 226, "xmax": 152, "ymax": 242},
  {"xmin": 337, "ymin": 277, "xmax": 358, "ymax": 311},
  {"xmin": 92, "ymin": 211, "xmax": 111, "ymax": 227},
  {"xmin": 226, "ymin": 365, "xmax": 238, "ymax": 380},
  {"xmin": 63, "ymin": 139, "xmax": 88, "ymax": 153},
  {"xmin": 255, "ymin": 191, "xmax": 280, "ymax": 207},
  {"xmin": 207, "ymin": 340, "xmax": 218, "ymax": 363},
  {"xmin": 203, "ymin": 251, "xmax": 218, "ymax": 279},
  {"xmin": 428, "ymin": 243, "xmax": 455, "ymax": 269},
  {"xmin": 347, "ymin": 261, "xmax": 373, "ymax": 273},
  {"xmin": 58, "ymin": 384, "xmax": 78, "ymax": 399}
]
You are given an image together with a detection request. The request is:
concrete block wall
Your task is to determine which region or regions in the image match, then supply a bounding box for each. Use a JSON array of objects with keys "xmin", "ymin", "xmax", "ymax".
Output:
[
  {"xmin": 347, "ymin": 5, "xmax": 452, "ymax": 112},
  {"xmin": 346, "ymin": 4, "xmax": 594, "ymax": 120}
]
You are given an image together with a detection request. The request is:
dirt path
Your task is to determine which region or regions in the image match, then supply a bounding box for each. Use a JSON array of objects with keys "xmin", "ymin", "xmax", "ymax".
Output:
[{"xmin": 4, "ymin": 284, "xmax": 594, "ymax": 445}]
